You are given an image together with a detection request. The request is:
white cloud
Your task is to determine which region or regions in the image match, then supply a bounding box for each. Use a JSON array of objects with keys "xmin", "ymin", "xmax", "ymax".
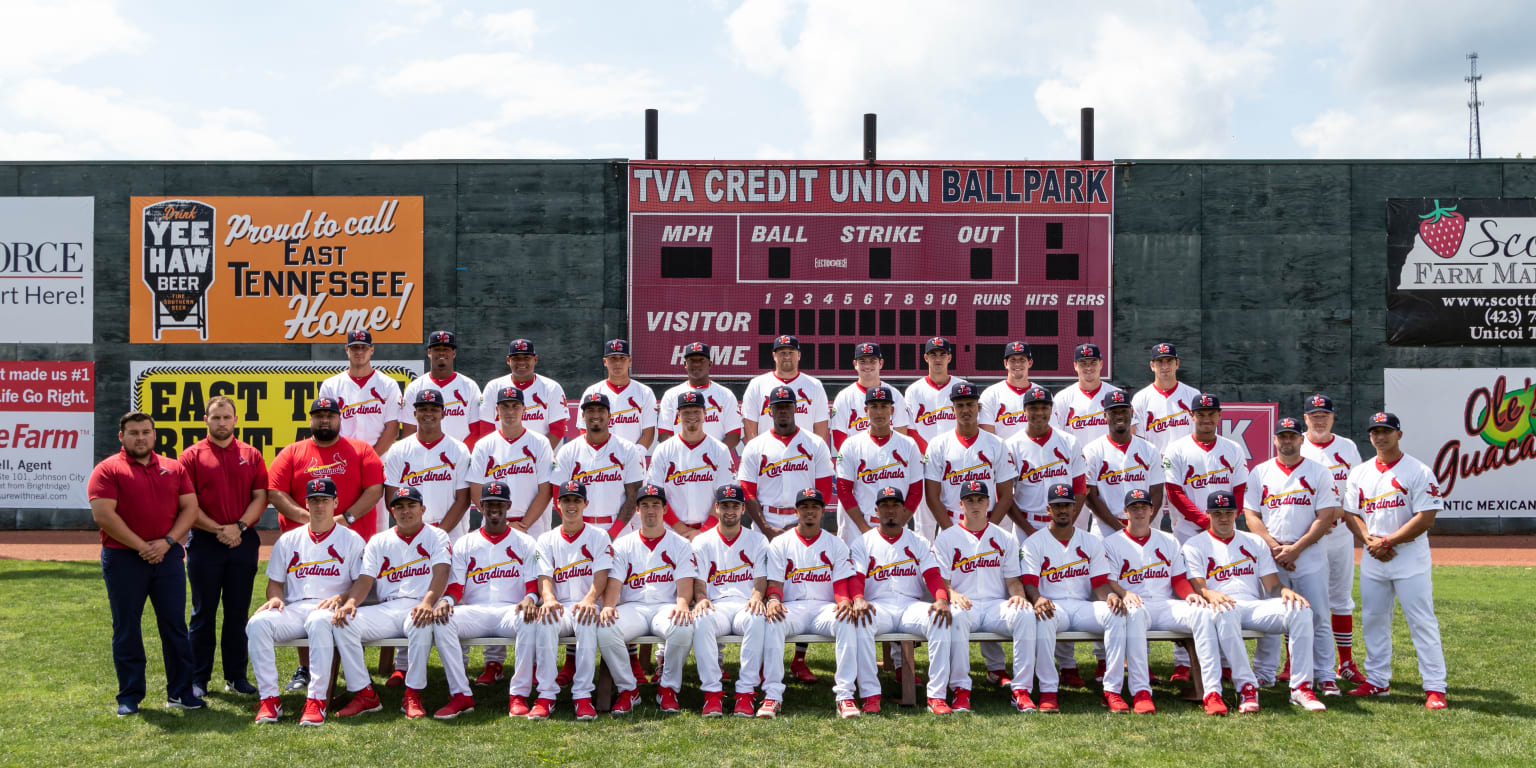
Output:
[
  {"xmin": 483, "ymin": 10, "xmax": 537, "ymax": 49},
  {"xmin": 0, "ymin": 0, "xmax": 145, "ymax": 76},
  {"xmin": 1293, "ymin": 69, "xmax": 1536, "ymax": 158},
  {"xmin": 0, "ymin": 129, "xmax": 101, "ymax": 160},
  {"xmin": 369, "ymin": 121, "xmax": 574, "ymax": 159}
]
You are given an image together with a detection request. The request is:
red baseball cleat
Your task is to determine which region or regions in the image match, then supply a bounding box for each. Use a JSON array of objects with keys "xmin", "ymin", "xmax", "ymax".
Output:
[
  {"xmin": 756, "ymin": 698, "xmax": 781, "ymax": 719},
  {"xmin": 433, "ymin": 693, "xmax": 476, "ymax": 720},
  {"xmin": 610, "ymin": 689, "xmax": 640, "ymax": 716},
  {"xmin": 474, "ymin": 661, "xmax": 504, "ymax": 686},
  {"xmin": 527, "ymin": 698, "xmax": 553, "ymax": 720},
  {"xmin": 1011, "ymin": 689, "xmax": 1036, "ymax": 713},
  {"xmin": 791, "ymin": 657, "xmax": 818, "ymax": 683},
  {"xmin": 1425, "ymin": 691, "xmax": 1448, "ymax": 710},
  {"xmin": 985, "ymin": 668, "xmax": 1012, "ymax": 686},
  {"xmin": 893, "ymin": 667, "xmax": 927, "ymax": 687},
  {"xmin": 385, "ymin": 669, "xmax": 407, "ymax": 688},
  {"xmin": 951, "ymin": 688, "xmax": 972, "ymax": 713},
  {"xmin": 836, "ymin": 699, "xmax": 861, "ymax": 719},
  {"xmin": 402, "ymin": 688, "xmax": 428, "ymax": 719},
  {"xmin": 1290, "ymin": 684, "xmax": 1326, "ymax": 712},
  {"xmin": 508, "ymin": 694, "xmax": 530, "ymax": 717},
  {"xmin": 1319, "ymin": 680, "xmax": 1342, "ymax": 697},
  {"xmin": 1203, "ymin": 692, "xmax": 1228, "ymax": 716},
  {"xmin": 1239, "ymin": 683, "xmax": 1260, "ymax": 713},
  {"xmin": 1338, "ymin": 660, "xmax": 1367, "ymax": 685},
  {"xmin": 1103, "ymin": 691, "xmax": 1130, "ymax": 713},
  {"xmin": 1347, "ymin": 681, "xmax": 1391, "ymax": 697},
  {"xmin": 299, "ymin": 697, "xmax": 326, "ymax": 726},
  {"xmin": 1038, "ymin": 692, "xmax": 1059, "ymax": 713},
  {"xmin": 701, "ymin": 691, "xmax": 724, "ymax": 718},
  {"xmin": 573, "ymin": 698, "xmax": 597, "ymax": 721},
  {"xmin": 1222, "ymin": 667, "xmax": 1232, "ymax": 682},
  {"xmin": 1169, "ymin": 665, "xmax": 1191, "ymax": 683},
  {"xmin": 656, "ymin": 686, "xmax": 681, "ymax": 713},
  {"xmin": 336, "ymin": 686, "xmax": 382, "ymax": 718},
  {"xmin": 733, "ymin": 692, "xmax": 756, "ymax": 717},
  {"xmin": 1058, "ymin": 667, "xmax": 1087, "ymax": 688},
  {"xmin": 254, "ymin": 696, "xmax": 281, "ymax": 724},
  {"xmin": 860, "ymin": 695, "xmax": 881, "ymax": 715},
  {"xmin": 926, "ymin": 698, "xmax": 952, "ymax": 714},
  {"xmin": 1132, "ymin": 690, "xmax": 1156, "ymax": 714}
]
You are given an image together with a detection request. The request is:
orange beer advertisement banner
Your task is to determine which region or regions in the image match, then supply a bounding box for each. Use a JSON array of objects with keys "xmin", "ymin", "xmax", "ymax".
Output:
[{"xmin": 129, "ymin": 196, "xmax": 423, "ymax": 343}]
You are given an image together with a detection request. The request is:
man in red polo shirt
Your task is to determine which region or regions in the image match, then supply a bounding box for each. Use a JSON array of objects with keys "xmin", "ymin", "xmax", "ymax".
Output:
[
  {"xmin": 181, "ymin": 395, "xmax": 269, "ymax": 698},
  {"xmin": 88, "ymin": 411, "xmax": 202, "ymax": 716}
]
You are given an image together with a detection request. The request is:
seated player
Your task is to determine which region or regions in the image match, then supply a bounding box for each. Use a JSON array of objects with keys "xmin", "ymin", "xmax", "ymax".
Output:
[
  {"xmin": 763, "ymin": 488, "xmax": 877, "ymax": 718},
  {"xmin": 246, "ymin": 478, "xmax": 367, "ymax": 726},
  {"xmin": 533, "ymin": 481, "xmax": 614, "ymax": 721},
  {"xmin": 1182, "ymin": 491, "xmax": 1324, "ymax": 712},
  {"xmin": 932, "ymin": 480, "xmax": 1037, "ymax": 713},
  {"xmin": 691, "ymin": 484, "xmax": 775, "ymax": 717},
  {"xmin": 330, "ymin": 487, "xmax": 469, "ymax": 720},
  {"xmin": 600, "ymin": 484, "xmax": 699, "ymax": 716}
]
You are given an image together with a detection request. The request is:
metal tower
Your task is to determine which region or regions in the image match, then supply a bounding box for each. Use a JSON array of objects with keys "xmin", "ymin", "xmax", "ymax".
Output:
[{"xmin": 1467, "ymin": 52, "xmax": 1483, "ymax": 159}]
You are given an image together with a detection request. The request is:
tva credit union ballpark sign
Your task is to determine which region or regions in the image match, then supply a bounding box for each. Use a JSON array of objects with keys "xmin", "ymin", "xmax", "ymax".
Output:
[
  {"xmin": 129, "ymin": 196, "xmax": 423, "ymax": 343},
  {"xmin": 0, "ymin": 197, "xmax": 93, "ymax": 343},
  {"xmin": 1388, "ymin": 197, "xmax": 1536, "ymax": 345}
]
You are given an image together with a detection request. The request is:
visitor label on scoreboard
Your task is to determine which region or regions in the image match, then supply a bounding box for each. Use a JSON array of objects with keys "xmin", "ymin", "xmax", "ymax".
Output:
[{"xmin": 628, "ymin": 162, "xmax": 1113, "ymax": 381}]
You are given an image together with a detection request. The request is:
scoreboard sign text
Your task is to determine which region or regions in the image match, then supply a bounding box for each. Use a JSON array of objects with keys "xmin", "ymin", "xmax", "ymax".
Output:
[{"xmin": 628, "ymin": 161, "xmax": 1113, "ymax": 380}]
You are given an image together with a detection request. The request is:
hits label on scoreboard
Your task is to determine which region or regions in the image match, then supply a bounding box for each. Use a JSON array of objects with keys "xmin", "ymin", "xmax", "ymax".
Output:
[{"xmin": 628, "ymin": 161, "xmax": 1113, "ymax": 380}]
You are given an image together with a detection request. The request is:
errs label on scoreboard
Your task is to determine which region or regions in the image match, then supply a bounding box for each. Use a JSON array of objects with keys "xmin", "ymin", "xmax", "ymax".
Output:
[{"xmin": 628, "ymin": 161, "xmax": 1113, "ymax": 380}]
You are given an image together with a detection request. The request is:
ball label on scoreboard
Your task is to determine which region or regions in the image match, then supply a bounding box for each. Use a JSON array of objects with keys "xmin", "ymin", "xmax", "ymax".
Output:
[{"xmin": 628, "ymin": 162, "xmax": 1113, "ymax": 380}]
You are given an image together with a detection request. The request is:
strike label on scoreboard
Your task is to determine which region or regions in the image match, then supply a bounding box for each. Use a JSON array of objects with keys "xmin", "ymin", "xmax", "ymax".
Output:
[{"xmin": 628, "ymin": 161, "xmax": 1113, "ymax": 380}]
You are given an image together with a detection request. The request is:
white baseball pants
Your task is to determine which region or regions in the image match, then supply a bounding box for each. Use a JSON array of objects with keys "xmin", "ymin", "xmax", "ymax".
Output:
[
  {"xmin": 1360, "ymin": 561, "xmax": 1446, "ymax": 692},
  {"xmin": 953, "ymin": 598, "xmax": 1034, "ymax": 694},
  {"xmin": 1035, "ymin": 598, "xmax": 1130, "ymax": 694},
  {"xmin": 246, "ymin": 600, "xmax": 336, "ymax": 700},
  {"xmin": 1262, "ymin": 565, "xmax": 1336, "ymax": 683},
  {"xmin": 534, "ymin": 611, "xmax": 598, "ymax": 700},
  {"xmin": 452, "ymin": 603, "xmax": 537, "ymax": 696},
  {"xmin": 1139, "ymin": 599, "xmax": 1222, "ymax": 694},
  {"xmin": 600, "ymin": 602, "xmax": 695, "ymax": 692},
  {"xmin": 869, "ymin": 599, "xmax": 961, "ymax": 700},
  {"xmin": 768, "ymin": 600, "xmax": 876, "ymax": 701},
  {"xmin": 694, "ymin": 599, "xmax": 772, "ymax": 695},
  {"xmin": 333, "ymin": 597, "xmax": 470, "ymax": 695},
  {"xmin": 1221, "ymin": 598, "xmax": 1311, "ymax": 690}
]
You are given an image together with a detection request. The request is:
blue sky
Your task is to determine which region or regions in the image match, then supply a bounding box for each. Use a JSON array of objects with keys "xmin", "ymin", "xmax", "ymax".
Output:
[{"xmin": 2, "ymin": 0, "xmax": 1532, "ymax": 162}]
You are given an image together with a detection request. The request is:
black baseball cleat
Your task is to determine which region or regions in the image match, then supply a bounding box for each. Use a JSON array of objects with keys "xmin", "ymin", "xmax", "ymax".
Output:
[
  {"xmin": 166, "ymin": 694, "xmax": 206, "ymax": 710},
  {"xmin": 116, "ymin": 702, "xmax": 139, "ymax": 717},
  {"xmin": 225, "ymin": 679, "xmax": 258, "ymax": 695},
  {"xmin": 286, "ymin": 666, "xmax": 311, "ymax": 692}
]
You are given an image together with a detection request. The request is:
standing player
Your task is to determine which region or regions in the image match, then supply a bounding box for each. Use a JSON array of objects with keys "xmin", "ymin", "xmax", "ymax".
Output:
[
  {"xmin": 657, "ymin": 341, "xmax": 743, "ymax": 453},
  {"xmin": 978, "ymin": 340, "xmax": 1036, "ymax": 439},
  {"xmin": 479, "ymin": 338, "xmax": 569, "ymax": 450},
  {"xmin": 649, "ymin": 391, "xmax": 735, "ymax": 539},
  {"xmin": 469, "ymin": 386, "xmax": 556, "ymax": 537},
  {"xmin": 931, "ymin": 481, "xmax": 1036, "ymax": 712},
  {"xmin": 1244, "ymin": 416, "xmax": 1341, "ymax": 695},
  {"xmin": 923, "ymin": 382, "xmax": 1017, "ymax": 535},
  {"xmin": 1080, "ymin": 390, "xmax": 1163, "ymax": 535},
  {"xmin": 835, "ymin": 385, "xmax": 923, "ymax": 545},
  {"xmin": 763, "ymin": 489, "xmax": 877, "ymax": 718},
  {"xmin": 318, "ymin": 330, "xmax": 402, "ymax": 457},
  {"xmin": 246, "ymin": 478, "xmax": 366, "ymax": 726},
  {"xmin": 737, "ymin": 386, "xmax": 837, "ymax": 540},
  {"xmin": 1006, "ymin": 385, "xmax": 1086, "ymax": 537},
  {"xmin": 830, "ymin": 342, "xmax": 911, "ymax": 450},
  {"xmin": 383, "ymin": 389, "xmax": 473, "ymax": 539},
  {"xmin": 400, "ymin": 330, "xmax": 486, "ymax": 448},
  {"xmin": 691, "ymin": 484, "xmax": 773, "ymax": 717},
  {"xmin": 582, "ymin": 339, "xmax": 658, "ymax": 451},
  {"xmin": 904, "ymin": 337, "xmax": 965, "ymax": 452},
  {"xmin": 533, "ymin": 482, "xmax": 614, "ymax": 721},
  {"xmin": 1300, "ymin": 393, "xmax": 1367, "ymax": 686},
  {"xmin": 1183, "ymin": 490, "xmax": 1325, "ymax": 712},
  {"xmin": 1131, "ymin": 343, "xmax": 1200, "ymax": 533},
  {"xmin": 553, "ymin": 393, "xmax": 646, "ymax": 540},
  {"xmin": 1051, "ymin": 343, "xmax": 1122, "ymax": 447},
  {"xmin": 1342, "ymin": 413, "xmax": 1448, "ymax": 709},
  {"xmin": 740, "ymin": 335, "xmax": 830, "ymax": 444},
  {"xmin": 441, "ymin": 481, "xmax": 542, "ymax": 718}
]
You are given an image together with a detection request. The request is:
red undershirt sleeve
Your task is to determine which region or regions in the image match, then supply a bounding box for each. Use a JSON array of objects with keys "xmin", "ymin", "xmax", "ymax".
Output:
[
  {"xmin": 547, "ymin": 418, "xmax": 568, "ymax": 441},
  {"xmin": 444, "ymin": 583, "xmax": 465, "ymax": 602},
  {"xmin": 663, "ymin": 505, "xmax": 681, "ymax": 527},
  {"xmin": 815, "ymin": 476, "xmax": 837, "ymax": 506},
  {"xmin": 905, "ymin": 480, "xmax": 924, "ymax": 511},
  {"xmin": 1171, "ymin": 574, "xmax": 1194, "ymax": 599},
  {"xmin": 1072, "ymin": 474, "xmax": 1087, "ymax": 496},
  {"xmin": 832, "ymin": 578, "xmax": 850, "ymax": 602},
  {"xmin": 741, "ymin": 481, "xmax": 759, "ymax": 502},
  {"xmin": 1166, "ymin": 484, "xmax": 1211, "ymax": 529},
  {"xmin": 1021, "ymin": 574, "xmax": 1040, "ymax": 587},
  {"xmin": 832, "ymin": 430, "xmax": 848, "ymax": 450},
  {"xmin": 1090, "ymin": 574, "xmax": 1109, "ymax": 588},
  {"xmin": 607, "ymin": 521, "xmax": 627, "ymax": 540},
  {"xmin": 835, "ymin": 478, "xmax": 858, "ymax": 506},
  {"xmin": 922, "ymin": 567, "xmax": 947, "ymax": 601},
  {"xmin": 849, "ymin": 573, "xmax": 866, "ymax": 599}
]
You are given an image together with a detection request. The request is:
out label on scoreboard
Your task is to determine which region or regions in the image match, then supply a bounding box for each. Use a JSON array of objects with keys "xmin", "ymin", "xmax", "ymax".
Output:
[{"xmin": 628, "ymin": 161, "xmax": 1113, "ymax": 380}]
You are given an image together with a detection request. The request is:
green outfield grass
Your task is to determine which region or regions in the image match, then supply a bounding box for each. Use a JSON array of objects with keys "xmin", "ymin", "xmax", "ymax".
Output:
[{"xmin": 1, "ymin": 560, "xmax": 1531, "ymax": 768}]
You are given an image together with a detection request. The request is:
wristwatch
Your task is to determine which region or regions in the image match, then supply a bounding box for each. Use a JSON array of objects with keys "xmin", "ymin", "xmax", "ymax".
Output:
[
  {"xmin": 343, "ymin": 512, "xmax": 355, "ymax": 524},
  {"xmin": 163, "ymin": 535, "xmax": 176, "ymax": 547},
  {"xmin": 237, "ymin": 521, "xmax": 249, "ymax": 533}
]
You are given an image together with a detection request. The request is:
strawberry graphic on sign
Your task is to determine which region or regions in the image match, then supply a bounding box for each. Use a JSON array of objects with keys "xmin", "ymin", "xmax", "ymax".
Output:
[{"xmin": 1418, "ymin": 200, "xmax": 1466, "ymax": 259}]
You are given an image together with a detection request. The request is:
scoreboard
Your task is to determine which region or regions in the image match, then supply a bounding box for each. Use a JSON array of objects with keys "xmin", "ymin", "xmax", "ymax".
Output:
[{"xmin": 628, "ymin": 161, "xmax": 1113, "ymax": 380}]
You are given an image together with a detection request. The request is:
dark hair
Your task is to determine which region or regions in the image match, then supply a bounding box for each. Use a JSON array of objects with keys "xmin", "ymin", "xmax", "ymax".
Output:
[
  {"xmin": 119, "ymin": 411, "xmax": 154, "ymax": 431},
  {"xmin": 205, "ymin": 395, "xmax": 237, "ymax": 416}
]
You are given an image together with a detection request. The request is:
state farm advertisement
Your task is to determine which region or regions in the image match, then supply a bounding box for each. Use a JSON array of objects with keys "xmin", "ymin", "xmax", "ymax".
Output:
[
  {"xmin": 0, "ymin": 361, "xmax": 94, "ymax": 509},
  {"xmin": 1387, "ymin": 368, "xmax": 1536, "ymax": 518},
  {"xmin": 129, "ymin": 196, "xmax": 423, "ymax": 343}
]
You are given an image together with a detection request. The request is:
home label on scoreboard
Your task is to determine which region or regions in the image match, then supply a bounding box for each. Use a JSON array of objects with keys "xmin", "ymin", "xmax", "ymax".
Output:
[{"xmin": 628, "ymin": 161, "xmax": 1113, "ymax": 380}]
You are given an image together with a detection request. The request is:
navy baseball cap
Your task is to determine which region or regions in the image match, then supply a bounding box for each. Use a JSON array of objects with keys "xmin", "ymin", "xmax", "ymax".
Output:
[
  {"xmin": 413, "ymin": 388, "xmax": 445, "ymax": 408},
  {"xmin": 557, "ymin": 481, "xmax": 587, "ymax": 500},
  {"xmin": 950, "ymin": 382, "xmax": 980, "ymax": 401},
  {"xmin": 389, "ymin": 486, "xmax": 424, "ymax": 507},
  {"xmin": 1004, "ymin": 340, "xmax": 1032, "ymax": 359},
  {"xmin": 715, "ymin": 484, "xmax": 746, "ymax": 504},
  {"xmin": 305, "ymin": 478, "xmax": 337, "ymax": 499},
  {"xmin": 309, "ymin": 396, "xmax": 342, "ymax": 414},
  {"xmin": 1074, "ymin": 343, "xmax": 1102, "ymax": 361},
  {"xmin": 481, "ymin": 480, "xmax": 512, "ymax": 503},
  {"xmin": 1368, "ymin": 412, "xmax": 1403, "ymax": 431},
  {"xmin": 683, "ymin": 341, "xmax": 711, "ymax": 358},
  {"xmin": 794, "ymin": 487, "xmax": 826, "ymax": 506},
  {"xmin": 496, "ymin": 386, "xmax": 524, "ymax": 404},
  {"xmin": 767, "ymin": 386, "xmax": 797, "ymax": 405},
  {"xmin": 1023, "ymin": 385, "xmax": 1052, "ymax": 406},
  {"xmin": 1305, "ymin": 393, "xmax": 1334, "ymax": 414},
  {"xmin": 1124, "ymin": 488, "xmax": 1153, "ymax": 507},
  {"xmin": 507, "ymin": 338, "xmax": 536, "ymax": 356},
  {"xmin": 923, "ymin": 337, "xmax": 954, "ymax": 355},
  {"xmin": 1102, "ymin": 389, "xmax": 1132, "ymax": 409},
  {"xmin": 864, "ymin": 385, "xmax": 895, "ymax": 404},
  {"xmin": 773, "ymin": 335, "xmax": 800, "ymax": 351},
  {"xmin": 1191, "ymin": 393, "xmax": 1221, "ymax": 411},
  {"xmin": 1275, "ymin": 416, "xmax": 1304, "ymax": 435},
  {"xmin": 677, "ymin": 390, "xmax": 706, "ymax": 409},
  {"xmin": 960, "ymin": 480, "xmax": 990, "ymax": 499},
  {"xmin": 580, "ymin": 392, "xmax": 610, "ymax": 410},
  {"xmin": 427, "ymin": 330, "xmax": 457, "ymax": 348},
  {"xmin": 1150, "ymin": 342, "xmax": 1178, "ymax": 360},
  {"xmin": 1206, "ymin": 491, "xmax": 1237, "ymax": 511},
  {"xmin": 1047, "ymin": 483, "xmax": 1074, "ymax": 504},
  {"xmin": 637, "ymin": 483, "xmax": 667, "ymax": 504},
  {"xmin": 854, "ymin": 341, "xmax": 882, "ymax": 359},
  {"xmin": 875, "ymin": 486, "xmax": 905, "ymax": 505},
  {"xmin": 346, "ymin": 330, "xmax": 373, "ymax": 347},
  {"xmin": 604, "ymin": 339, "xmax": 631, "ymax": 358}
]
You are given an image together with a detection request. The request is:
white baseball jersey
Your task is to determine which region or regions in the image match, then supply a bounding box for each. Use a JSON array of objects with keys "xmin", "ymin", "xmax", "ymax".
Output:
[
  {"xmin": 923, "ymin": 429, "xmax": 1016, "ymax": 514},
  {"xmin": 400, "ymin": 372, "xmax": 482, "ymax": 441},
  {"xmin": 647, "ymin": 434, "xmax": 734, "ymax": 526},
  {"xmin": 767, "ymin": 529, "xmax": 857, "ymax": 603},
  {"xmin": 836, "ymin": 431, "xmax": 922, "ymax": 523},
  {"xmin": 1302, "ymin": 434, "xmax": 1362, "ymax": 539},
  {"xmin": 1245, "ymin": 457, "xmax": 1339, "ymax": 574},
  {"xmin": 611, "ymin": 530, "xmax": 699, "ymax": 604},
  {"xmin": 831, "ymin": 382, "xmax": 911, "ymax": 446},
  {"xmin": 741, "ymin": 371, "xmax": 829, "ymax": 433},
  {"xmin": 535, "ymin": 524, "xmax": 613, "ymax": 604},
  {"xmin": 1131, "ymin": 382, "xmax": 1201, "ymax": 453},
  {"xmin": 451, "ymin": 526, "xmax": 540, "ymax": 605},
  {"xmin": 861, "ymin": 528, "xmax": 940, "ymax": 603},
  {"xmin": 693, "ymin": 526, "xmax": 769, "ymax": 602},
  {"xmin": 932, "ymin": 522, "xmax": 1021, "ymax": 602},
  {"xmin": 266, "ymin": 525, "xmax": 366, "ymax": 602},
  {"xmin": 736, "ymin": 428, "xmax": 835, "ymax": 508},
  {"xmin": 1022, "ymin": 527, "xmax": 1111, "ymax": 601},
  {"xmin": 904, "ymin": 376, "xmax": 965, "ymax": 450},
  {"xmin": 582, "ymin": 379, "xmax": 658, "ymax": 446},
  {"xmin": 552, "ymin": 435, "xmax": 646, "ymax": 521},
  {"xmin": 1051, "ymin": 382, "xmax": 1124, "ymax": 446},
  {"xmin": 657, "ymin": 381, "xmax": 743, "ymax": 440},
  {"xmin": 382, "ymin": 434, "xmax": 474, "ymax": 537},
  {"xmin": 1161, "ymin": 434, "xmax": 1249, "ymax": 538},
  {"xmin": 1007, "ymin": 428, "xmax": 1085, "ymax": 528},
  {"xmin": 1345, "ymin": 454, "xmax": 1442, "ymax": 575},
  {"xmin": 1081, "ymin": 434, "xmax": 1162, "ymax": 521},
  {"xmin": 1102, "ymin": 528, "xmax": 1187, "ymax": 602},
  {"xmin": 361, "ymin": 524, "xmax": 454, "ymax": 602},
  {"xmin": 479, "ymin": 374, "xmax": 567, "ymax": 438},
  {"xmin": 978, "ymin": 380, "xmax": 1036, "ymax": 440},
  {"xmin": 468, "ymin": 428, "xmax": 556, "ymax": 530},
  {"xmin": 1181, "ymin": 529, "xmax": 1277, "ymax": 602},
  {"xmin": 319, "ymin": 369, "xmax": 403, "ymax": 446}
]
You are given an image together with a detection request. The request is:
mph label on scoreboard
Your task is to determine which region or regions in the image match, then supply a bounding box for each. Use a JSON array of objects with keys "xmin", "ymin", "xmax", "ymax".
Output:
[{"xmin": 628, "ymin": 161, "xmax": 1113, "ymax": 381}]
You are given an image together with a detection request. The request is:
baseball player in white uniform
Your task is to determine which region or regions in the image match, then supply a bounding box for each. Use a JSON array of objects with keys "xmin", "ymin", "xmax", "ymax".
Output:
[
  {"xmin": 835, "ymin": 385, "xmax": 923, "ymax": 545},
  {"xmin": 740, "ymin": 335, "xmax": 830, "ymax": 444},
  {"xmin": 469, "ymin": 386, "xmax": 556, "ymax": 538},
  {"xmin": 763, "ymin": 488, "xmax": 877, "ymax": 718},
  {"xmin": 830, "ymin": 342, "xmax": 911, "ymax": 450},
  {"xmin": 318, "ymin": 329, "xmax": 402, "ymax": 457},
  {"xmin": 400, "ymin": 330, "xmax": 486, "ymax": 447},
  {"xmin": 1051, "ymin": 343, "xmax": 1123, "ymax": 448},
  {"xmin": 582, "ymin": 339, "xmax": 658, "ymax": 451},
  {"xmin": 931, "ymin": 480, "xmax": 1037, "ymax": 712},
  {"xmin": 1301, "ymin": 392, "xmax": 1367, "ymax": 687},
  {"xmin": 657, "ymin": 341, "xmax": 743, "ymax": 454},
  {"xmin": 1005, "ymin": 385, "xmax": 1086, "ymax": 536},
  {"xmin": 737, "ymin": 385, "xmax": 836, "ymax": 540},
  {"xmin": 329, "ymin": 487, "xmax": 471, "ymax": 720},
  {"xmin": 1080, "ymin": 389, "xmax": 1163, "ymax": 535},
  {"xmin": 533, "ymin": 481, "xmax": 614, "ymax": 721},
  {"xmin": 648, "ymin": 391, "xmax": 734, "ymax": 538},
  {"xmin": 479, "ymin": 338, "xmax": 569, "ymax": 449},
  {"xmin": 904, "ymin": 337, "xmax": 966, "ymax": 453},
  {"xmin": 383, "ymin": 388, "xmax": 473, "ymax": 539},
  {"xmin": 1131, "ymin": 342, "xmax": 1200, "ymax": 532},
  {"xmin": 247, "ymin": 478, "xmax": 366, "ymax": 726},
  {"xmin": 1183, "ymin": 490, "xmax": 1325, "ymax": 712},
  {"xmin": 1342, "ymin": 412, "xmax": 1448, "ymax": 709},
  {"xmin": 553, "ymin": 392, "xmax": 645, "ymax": 540},
  {"xmin": 442, "ymin": 481, "xmax": 542, "ymax": 717},
  {"xmin": 978, "ymin": 340, "xmax": 1037, "ymax": 439},
  {"xmin": 690, "ymin": 484, "xmax": 774, "ymax": 717}
]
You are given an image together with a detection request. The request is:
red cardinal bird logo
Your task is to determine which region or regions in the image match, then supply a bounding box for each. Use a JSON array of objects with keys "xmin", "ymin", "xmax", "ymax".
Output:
[
  {"xmin": 1206, "ymin": 556, "xmax": 1218, "ymax": 577},
  {"xmin": 1218, "ymin": 455, "xmax": 1233, "ymax": 471},
  {"xmin": 1066, "ymin": 407, "xmax": 1078, "ymax": 425},
  {"xmin": 399, "ymin": 461, "xmax": 413, "ymax": 483},
  {"xmin": 608, "ymin": 452, "xmax": 623, "ymax": 470},
  {"xmin": 287, "ymin": 551, "xmax": 300, "ymax": 570},
  {"xmin": 1075, "ymin": 546, "xmax": 1090, "ymax": 563},
  {"xmin": 797, "ymin": 443, "xmax": 812, "ymax": 460},
  {"xmin": 466, "ymin": 556, "xmax": 478, "ymax": 575},
  {"xmin": 856, "ymin": 459, "xmax": 869, "ymax": 476},
  {"xmin": 867, "ymin": 555, "xmax": 877, "ymax": 572},
  {"xmin": 1153, "ymin": 548, "xmax": 1168, "ymax": 566},
  {"xmin": 784, "ymin": 557, "xmax": 796, "ymax": 578},
  {"xmin": 506, "ymin": 545, "xmax": 522, "ymax": 564},
  {"xmin": 1390, "ymin": 478, "xmax": 1406, "ymax": 493},
  {"xmin": 328, "ymin": 544, "xmax": 343, "ymax": 563},
  {"xmin": 1133, "ymin": 453, "xmax": 1149, "ymax": 470},
  {"xmin": 893, "ymin": 449, "xmax": 906, "ymax": 466},
  {"xmin": 522, "ymin": 445, "xmax": 535, "ymax": 461},
  {"xmin": 1054, "ymin": 447, "xmax": 1070, "ymax": 466},
  {"xmin": 796, "ymin": 388, "xmax": 809, "ymax": 404},
  {"xmin": 707, "ymin": 561, "xmax": 719, "ymax": 582},
  {"xmin": 378, "ymin": 556, "xmax": 392, "ymax": 576},
  {"xmin": 570, "ymin": 461, "xmax": 584, "ymax": 481},
  {"xmin": 416, "ymin": 543, "xmax": 430, "ymax": 559},
  {"xmin": 903, "ymin": 546, "xmax": 919, "ymax": 566},
  {"xmin": 1020, "ymin": 459, "xmax": 1033, "ymax": 475},
  {"xmin": 1333, "ymin": 452, "xmax": 1347, "ymax": 468},
  {"xmin": 1176, "ymin": 399, "xmax": 1189, "ymax": 413},
  {"xmin": 439, "ymin": 451, "xmax": 455, "ymax": 470},
  {"xmin": 988, "ymin": 537, "xmax": 1002, "ymax": 557},
  {"xmin": 484, "ymin": 454, "xmax": 498, "ymax": 474},
  {"xmin": 530, "ymin": 393, "xmax": 548, "ymax": 410},
  {"xmin": 627, "ymin": 396, "xmax": 641, "ymax": 413},
  {"xmin": 1238, "ymin": 545, "xmax": 1256, "ymax": 564},
  {"xmin": 1040, "ymin": 556, "xmax": 1052, "ymax": 574},
  {"xmin": 819, "ymin": 551, "xmax": 834, "ymax": 571},
  {"xmin": 665, "ymin": 461, "xmax": 678, "ymax": 480},
  {"xmin": 579, "ymin": 544, "xmax": 593, "ymax": 563},
  {"xmin": 1185, "ymin": 465, "xmax": 1198, "ymax": 483},
  {"xmin": 660, "ymin": 551, "xmax": 677, "ymax": 570},
  {"xmin": 914, "ymin": 403, "xmax": 928, "ymax": 423},
  {"xmin": 702, "ymin": 453, "xmax": 717, "ymax": 471},
  {"xmin": 1299, "ymin": 476, "xmax": 1314, "ymax": 494},
  {"xmin": 994, "ymin": 403, "xmax": 1008, "ymax": 421},
  {"xmin": 1119, "ymin": 560, "xmax": 1132, "ymax": 578},
  {"xmin": 707, "ymin": 395, "xmax": 722, "ymax": 412},
  {"xmin": 978, "ymin": 450, "xmax": 991, "ymax": 466},
  {"xmin": 739, "ymin": 549, "xmax": 754, "ymax": 568}
]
